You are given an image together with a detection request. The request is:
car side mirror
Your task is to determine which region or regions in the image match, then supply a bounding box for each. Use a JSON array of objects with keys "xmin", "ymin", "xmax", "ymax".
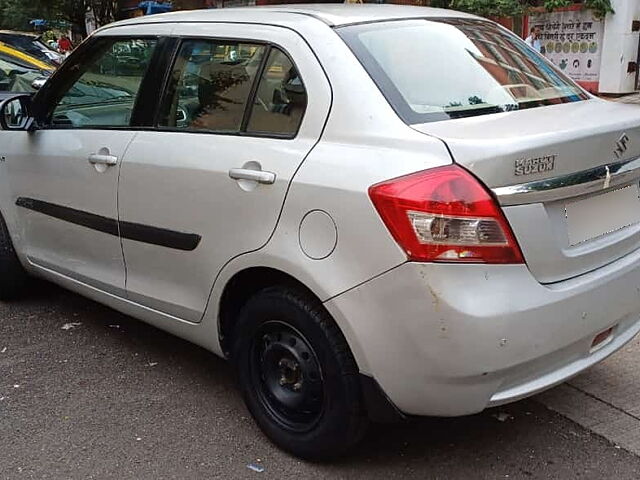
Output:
[{"xmin": 0, "ymin": 94, "xmax": 35, "ymax": 131}]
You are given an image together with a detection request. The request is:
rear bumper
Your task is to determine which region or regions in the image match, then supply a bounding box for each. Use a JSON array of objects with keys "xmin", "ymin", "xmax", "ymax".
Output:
[{"xmin": 324, "ymin": 250, "xmax": 640, "ymax": 417}]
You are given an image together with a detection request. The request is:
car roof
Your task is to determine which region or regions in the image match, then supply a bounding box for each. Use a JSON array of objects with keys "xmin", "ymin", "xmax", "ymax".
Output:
[
  {"xmin": 0, "ymin": 31, "xmax": 39, "ymax": 38},
  {"xmin": 105, "ymin": 4, "xmax": 480, "ymax": 29}
]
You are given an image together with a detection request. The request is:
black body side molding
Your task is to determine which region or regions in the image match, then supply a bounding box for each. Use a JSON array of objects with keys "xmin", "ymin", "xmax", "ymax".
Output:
[{"xmin": 16, "ymin": 197, "xmax": 201, "ymax": 251}]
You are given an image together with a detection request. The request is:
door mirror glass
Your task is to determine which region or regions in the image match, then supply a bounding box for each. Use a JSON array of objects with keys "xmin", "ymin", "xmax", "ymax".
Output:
[{"xmin": 0, "ymin": 95, "xmax": 33, "ymax": 130}]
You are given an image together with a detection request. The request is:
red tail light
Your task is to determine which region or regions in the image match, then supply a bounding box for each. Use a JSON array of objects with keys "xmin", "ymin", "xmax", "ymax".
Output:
[{"xmin": 368, "ymin": 165, "xmax": 524, "ymax": 264}]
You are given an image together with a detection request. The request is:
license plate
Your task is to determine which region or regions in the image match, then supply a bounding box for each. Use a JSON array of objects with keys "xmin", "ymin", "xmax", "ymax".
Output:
[{"xmin": 565, "ymin": 184, "xmax": 640, "ymax": 246}]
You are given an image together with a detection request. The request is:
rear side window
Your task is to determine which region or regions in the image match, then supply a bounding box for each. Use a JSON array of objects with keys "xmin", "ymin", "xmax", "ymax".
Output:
[
  {"xmin": 158, "ymin": 39, "xmax": 266, "ymax": 132},
  {"xmin": 339, "ymin": 19, "xmax": 588, "ymax": 124},
  {"xmin": 246, "ymin": 48, "xmax": 307, "ymax": 136},
  {"xmin": 159, "ymin": 40, "xmax": 306, "ymax": 137}
]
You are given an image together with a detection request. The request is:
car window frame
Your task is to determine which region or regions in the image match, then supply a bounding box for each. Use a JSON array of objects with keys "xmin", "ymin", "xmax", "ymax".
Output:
[
  {"xmin": 33, "ymin": 35, "xmax": 169, "ymax": 131},
  {"xmin": 154, "ymin": 36, "xmax": 307, "ymax": 140}
]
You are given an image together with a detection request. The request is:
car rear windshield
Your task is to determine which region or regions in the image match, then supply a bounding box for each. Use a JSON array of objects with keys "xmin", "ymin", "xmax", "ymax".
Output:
[{"xmin": 338, "ymin": 18, "xmax": 588, "ymax": 124}]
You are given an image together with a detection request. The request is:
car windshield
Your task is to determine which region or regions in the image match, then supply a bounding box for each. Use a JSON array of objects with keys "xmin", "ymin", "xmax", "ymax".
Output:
[{"xmin": 338, "ymin": 18, "xmax": 588, "ymax": 124}]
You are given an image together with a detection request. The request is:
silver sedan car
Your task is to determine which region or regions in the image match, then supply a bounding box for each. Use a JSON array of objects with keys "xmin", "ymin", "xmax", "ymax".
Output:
[{"xmin": 1, "ymin": 4, "xmax": 640, "ymax": 459}]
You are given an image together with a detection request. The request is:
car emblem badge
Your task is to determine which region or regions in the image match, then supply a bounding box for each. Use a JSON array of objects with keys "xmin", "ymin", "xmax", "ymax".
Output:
[
  {"xmin": 514, "ymin": 154, "xmax": 556, "ymax": 176},
  {"xmin": 614, "ymin": 133, "xmax": 630, "ymax": 159}
]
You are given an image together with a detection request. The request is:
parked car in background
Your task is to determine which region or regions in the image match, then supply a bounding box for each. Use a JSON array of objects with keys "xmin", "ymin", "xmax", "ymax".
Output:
[
  {"xmin": 0, "ymin": 56, "xmax": 48, "ymax": 95},
  {"xmin": 0, "ymin": 59, "xmax": 43, "ymax": 92},
  {"xmin": 0, "ymin": 31, "xmax": 64, "ymax": 66},
  {"xmin": 0, "ymin": 41, "xmax": 55, "ymax": 73},
  {"xmin": 1, "ymin": 4, "xmax": 640, "ymax": 460}
]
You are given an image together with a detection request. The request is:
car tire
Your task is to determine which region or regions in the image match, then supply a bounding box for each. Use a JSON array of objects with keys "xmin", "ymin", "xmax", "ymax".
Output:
[
  {"xmin": 232, "ymin": 286, "xmax": 368, "ymax": 460},
  {"xmin": 0, "ymin": 213, "xmax": 29, "ymax": 300}
]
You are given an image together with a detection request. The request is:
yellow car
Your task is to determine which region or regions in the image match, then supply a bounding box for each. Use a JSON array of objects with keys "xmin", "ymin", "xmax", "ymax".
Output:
[{"xmin": 0, "ymin": 41, "xmax": 55, "ymax": 72}]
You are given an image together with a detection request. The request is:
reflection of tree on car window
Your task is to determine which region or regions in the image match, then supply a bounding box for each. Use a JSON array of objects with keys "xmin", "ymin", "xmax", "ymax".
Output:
[
  {"xmin": 157, "ymin": 42, "xmax": 307, "ymax": 137},
  {"xmin": 190, "ymin": 60, "xmax": 253, "ymax": 130},
  {"xmin": 163, "ymin": 42, "xmax": 264, "ymax": 132}
]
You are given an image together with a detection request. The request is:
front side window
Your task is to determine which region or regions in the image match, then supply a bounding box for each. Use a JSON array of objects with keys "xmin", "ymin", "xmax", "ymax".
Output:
[
  {"xmin": 159, "ymin": 39, "xmax": 265, "ymax": 132},
  {"xmin": 50, "ymin": 38, "xmax": 157, "ymax": 128},
  {"xmin": 339, "ymin": 19, "xmax": 587, "ymax": 124}
]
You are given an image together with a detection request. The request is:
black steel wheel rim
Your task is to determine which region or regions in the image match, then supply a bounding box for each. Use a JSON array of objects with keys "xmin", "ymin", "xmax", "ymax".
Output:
[{"xmin": 249, "ymin": 320, "xmax": 324, "ymax": 433}]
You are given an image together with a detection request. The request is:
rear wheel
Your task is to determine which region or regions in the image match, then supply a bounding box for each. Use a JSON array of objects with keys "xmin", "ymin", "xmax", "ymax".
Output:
[
  {"xmin": 232, "ymin": 286, "xmax": 367, "ymax": 460},
  {"xmin": 0, "ymin": 213, "xmax": 28, "ymax": 300}
]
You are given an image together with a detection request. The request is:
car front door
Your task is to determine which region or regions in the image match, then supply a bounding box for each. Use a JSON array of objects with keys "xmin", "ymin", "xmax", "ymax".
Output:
[
  {"xmin": 118, "ymin": 23, "xmax": 331, "ymax": 322},
  {"xmin": 1, "ymin": 35, "xmax": 160, "ymax": 294}
]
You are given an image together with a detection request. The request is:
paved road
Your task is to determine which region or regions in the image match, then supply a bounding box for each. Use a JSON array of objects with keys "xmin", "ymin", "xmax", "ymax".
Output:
[{"xmin": 2, "ymin": 283, "xmax": 640, "ymax": 479}]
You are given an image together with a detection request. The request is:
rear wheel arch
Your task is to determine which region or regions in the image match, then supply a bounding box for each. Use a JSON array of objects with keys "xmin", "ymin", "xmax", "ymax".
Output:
[{"xmin": 218, "ymin": 267, "xmax": 325, "ymax": 358}]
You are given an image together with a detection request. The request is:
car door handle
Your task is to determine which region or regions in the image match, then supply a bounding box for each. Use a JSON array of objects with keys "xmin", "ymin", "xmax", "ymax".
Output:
[
  {"xmin": 229, "ymin": 168, "xmax": 276, "ymax": 185},
  {"xmin": 88, "ymin": 153, "xmax": 118, "ymax": 166}
]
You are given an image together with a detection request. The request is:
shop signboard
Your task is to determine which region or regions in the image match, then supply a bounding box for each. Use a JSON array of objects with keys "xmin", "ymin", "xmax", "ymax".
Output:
[{"xmin": 528, "ymin": 5, "xmax": 604, "ymax": 92}]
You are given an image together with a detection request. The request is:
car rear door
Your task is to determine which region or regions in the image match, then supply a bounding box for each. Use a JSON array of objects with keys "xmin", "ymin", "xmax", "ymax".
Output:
[
  {"xmin": 0, "ymin": 33, "xmax": 164, "ymax": 293},
  {"xmin": 118, "ymin": 23, "xmax": 331, "ymax": 322}
]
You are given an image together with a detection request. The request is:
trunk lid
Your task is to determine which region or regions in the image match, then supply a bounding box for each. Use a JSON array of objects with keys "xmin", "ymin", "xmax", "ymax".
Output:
[{"xmin": 412, "ymin": 99, "xmax": 640, "ymax": 283}]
